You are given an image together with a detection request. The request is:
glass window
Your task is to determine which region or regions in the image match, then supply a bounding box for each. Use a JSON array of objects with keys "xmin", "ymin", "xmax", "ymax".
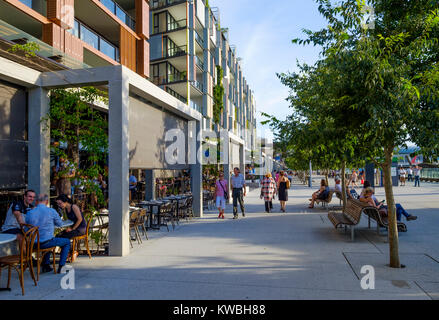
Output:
[
  {"xmin": 101, "ymin": 0, "xmax": 116, "ymax": 14},
  {"xmin": 80, "ymin": 25, "xmax": 99, "ymax": 50},
  {"xmin": 116, "ymin": 6, "xmax": 127, "ymax": 25},
  {"xmin": 100, "ymin": 38, "xmax": 116, "ymax": 61}
]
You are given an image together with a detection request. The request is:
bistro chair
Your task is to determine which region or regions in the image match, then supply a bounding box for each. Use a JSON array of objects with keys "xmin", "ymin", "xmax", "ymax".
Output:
[
  {"xmin": 32, "ymin": 228, "xmax": 58, "ymax": 280},
  {"xmin": 129, "ymin": 210, "xmax": 142, "ymax": 248},
  {"xmin": 136, "ymin": 209, "xmax": 148, "ymax": 240},
  {"xmin": 161, "ymin": 202, "xmax": 176, "ymax": 231},
  {"xmin": 70, "ymin": 213, "xmax": 93, "ymax": 262},
  {"xmin": 0, "ymin": 225, "xmax": 38, "ymax": 295}
]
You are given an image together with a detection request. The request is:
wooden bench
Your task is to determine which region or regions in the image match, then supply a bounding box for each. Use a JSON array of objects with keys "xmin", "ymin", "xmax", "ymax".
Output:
[
  {"xmin": 354, "ymin": 200, "xmax": 407, "ymax": 234},
  {"xmin": 315, "ymin": 190, "xmax": 334, "ymax": 208},
  {"xmin": 327, "ymin": 199, "xmax": 364, "ymax": 241}
]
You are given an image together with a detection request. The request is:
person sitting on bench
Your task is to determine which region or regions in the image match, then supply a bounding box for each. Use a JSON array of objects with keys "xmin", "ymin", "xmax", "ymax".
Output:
[
  {"xmin": 308, "ymin": 179, "xmax": 329, "ymax": 209},
  {"xmin": 360, "ymin": 187, "xmax": 417, "ymax": 221}
]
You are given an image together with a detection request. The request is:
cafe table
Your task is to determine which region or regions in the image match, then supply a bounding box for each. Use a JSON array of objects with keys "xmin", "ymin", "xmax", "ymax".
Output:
[
  {"xmin": 0, "ymin": 234, "xmax": 17, "ymax": 291},
  {"xmin": 140, "ymin": 200, "xmax": 169, "ymax": 230}
]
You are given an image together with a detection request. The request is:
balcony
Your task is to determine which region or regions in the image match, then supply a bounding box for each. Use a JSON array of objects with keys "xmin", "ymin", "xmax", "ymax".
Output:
[
  {"xmin": 151, "ymin": 0, "xmax": 187, "ymax": 10},
  {"xmin": 18, "ymin": 0, "xmax": 46, "ymax": 16},
  {"xmin": 69, "ymin": 19, "xmax": 119, "ymax": 62},
  {"xmin": 190, "ymin": 100, "xmax": 202, "ymax": 113},
  {"xmin": 100, "ymin": 0, "xmax": 136, "ymax": 31}
]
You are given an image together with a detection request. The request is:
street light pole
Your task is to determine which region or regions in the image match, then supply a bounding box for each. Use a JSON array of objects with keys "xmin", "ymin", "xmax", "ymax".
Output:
[{"xmin": 309, "ymin": 160, "xmax": 312, "ymax": 188}]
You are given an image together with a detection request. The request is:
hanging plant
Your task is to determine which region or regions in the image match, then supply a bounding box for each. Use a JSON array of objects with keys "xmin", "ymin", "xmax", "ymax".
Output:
[{"xmin": 213, "ymin": 65, "xmax": 224, "ymax": 124}]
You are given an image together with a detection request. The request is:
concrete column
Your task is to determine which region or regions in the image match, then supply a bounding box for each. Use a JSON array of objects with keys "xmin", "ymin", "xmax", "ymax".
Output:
[
  {"xmin": 239, "ymin": 144, "xmax": 245, "ymax": 175},
  {"xmin": 108, "ymin": 78, "xmax": 130, "ymax": 257},
  {"xmin": 144, "ymin": 169, "xmax": 156, "ymax": 200},
  {"xmin": 190, "ymin": 120, "xmax": 203, "ymax": 217},
  {"xmin": 28, "ymin": 87, "xmax": 50, "ymax": 196}
]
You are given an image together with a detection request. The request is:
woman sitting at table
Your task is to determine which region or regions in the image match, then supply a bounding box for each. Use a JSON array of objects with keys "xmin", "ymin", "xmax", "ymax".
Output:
[{"xmin": 55, "ymin": 194, "xmax": 86, "ymax": 239}]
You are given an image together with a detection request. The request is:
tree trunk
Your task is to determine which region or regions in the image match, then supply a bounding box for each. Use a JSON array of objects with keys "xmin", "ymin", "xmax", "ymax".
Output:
[
  {"xmin": 324, "ymin": 169, "xmax": 329, "ymax": 187},
  {"xmin": 383, "ymin": 146, "xmax": 400, "ymax": 268},
  {"xmin": 341, "ymin": 161, "xmax": 347, "ymax": 210}
]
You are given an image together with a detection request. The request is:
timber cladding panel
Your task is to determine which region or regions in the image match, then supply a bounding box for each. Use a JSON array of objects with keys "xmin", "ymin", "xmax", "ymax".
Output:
[
  {"xmin": 42, "ymin": 23, "xmax": 83, "ymax": 62},
  {"xmin": 137, "ymin": 39, "xmax": 150, "ymax": 78},
  {"xmin": 120, "ymin": 26, "xmax": 137, "ymax": 72},
  {"xmin": 135, "ymin": 0, "xmax": 150, "ymax": 40},
  {"xmin": 47, "ymin": 0, "xmax": 75, "ymax": 29}
]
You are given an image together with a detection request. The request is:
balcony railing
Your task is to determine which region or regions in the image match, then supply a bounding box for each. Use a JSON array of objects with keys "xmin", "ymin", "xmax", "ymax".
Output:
[
  {"xmin": 151, "ymin": 0, "xmax": 186, "ymax": 10},
  {"xmin": 195, "ymin": 55, "xmax": 204, "ymax": 70},
  {"xmin": 190, "ymin": 100, "xmax": 202, "ymax": 113},
  {"xmin": 166, "ymin": 45, "xmax": 187, "ymax": 59},
  {"xmin": 192, "ymin": 80, "xmax": 204, "ymax": 92},
  {"xmin": 195, "ymin": 31, "xmax": 204, "ymax": 46},
  {"xmin": 100, "ymin": 0, "xmax": 136, "ymax": 31},
  {"xmin": 168, "ymin": 19, "xmax": 187, "ymax": 32},
  {"xmin": 153, "ymin": 73, "xmax": 187, "ymax": 86}
]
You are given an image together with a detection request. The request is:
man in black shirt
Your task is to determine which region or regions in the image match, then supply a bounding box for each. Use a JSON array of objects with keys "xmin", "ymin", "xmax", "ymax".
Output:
[{"xmin": 1, "ymin": 190, "xmax": 36, "ymax": 241}]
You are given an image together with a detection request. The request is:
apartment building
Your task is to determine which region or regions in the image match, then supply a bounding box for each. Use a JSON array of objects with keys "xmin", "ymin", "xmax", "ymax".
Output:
[
  {"xmin": 149, "ymin": 0, "xmax": 257, "ymax": 170},
  {"xmin": 0, "ymin": 0, "xmax": 150, "ymax": 76}
]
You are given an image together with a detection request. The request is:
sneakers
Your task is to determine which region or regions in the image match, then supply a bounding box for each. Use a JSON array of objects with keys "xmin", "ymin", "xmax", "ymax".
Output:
[
  {"xmin": 41, "ymin": 264, "xmax": 53, "ymax": 274},
  {"xmin": 407, "ymin": 215, "xmax": 418, "ymax": 221},
  {"xmin": 242, "ymin": 213, "xmax": 245, "ymax": 217},
  {"xmin": 233, "ymin": 215, "xmax": 238, "ymax": 219}
]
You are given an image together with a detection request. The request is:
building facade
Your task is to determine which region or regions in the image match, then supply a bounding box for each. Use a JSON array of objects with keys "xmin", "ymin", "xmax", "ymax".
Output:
[{"xmin": 0, "ymin": 0, "xmax": 257, "ymax": 255}]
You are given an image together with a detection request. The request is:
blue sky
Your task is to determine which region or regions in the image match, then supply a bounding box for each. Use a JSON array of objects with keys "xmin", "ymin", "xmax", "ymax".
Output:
[{"xmin": 209, "ymin": 0, "xmax": 328, "ymax": 138}]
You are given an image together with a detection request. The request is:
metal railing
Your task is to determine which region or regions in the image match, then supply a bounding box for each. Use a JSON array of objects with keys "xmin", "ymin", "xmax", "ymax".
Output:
[
  {"xmin": 195, "ymin": 30, "xmax": 204, "ymax": 46},
  {"xmin": 151, "ymin": 0, "xmax": 186, "ymax": 10},
  {"xmin": 166, "ymin": 44, "xmax": 187, "ymax": 58},
  {"xmin": 100, "ymin": 0, "xmax": 136, "ymax": 31},
  {"xmin": 195, "ymin": 55, "xmax": 204, "ymax": 70}
]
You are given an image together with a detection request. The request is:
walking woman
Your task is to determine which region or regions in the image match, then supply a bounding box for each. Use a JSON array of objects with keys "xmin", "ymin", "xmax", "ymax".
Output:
[
  {"xmin": 277, "ymin": 171, "xmax": 289, "ymax": 212},
  {"xmin": 215, "ymin": 172, "xmax": 228, "ymax": 219},
  {"xmin": 260, "ymin": 173, "xmax": 276, "ymax": 213}
]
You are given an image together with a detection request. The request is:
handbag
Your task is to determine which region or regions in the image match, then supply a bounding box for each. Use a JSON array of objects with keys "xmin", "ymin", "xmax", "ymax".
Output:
[{"xmin": 218, "ymin": 180, "xmax": 229, "ymax": 200}]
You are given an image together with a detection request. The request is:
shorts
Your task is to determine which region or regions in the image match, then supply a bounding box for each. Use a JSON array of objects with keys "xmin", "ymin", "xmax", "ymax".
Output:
[
  {"xmin": 216, "ymin": 196, "xmax": 226, "ymax": 210},
  {"xmin": 1, "ymin": 228, "xmax": 22, "ymax": 235}
]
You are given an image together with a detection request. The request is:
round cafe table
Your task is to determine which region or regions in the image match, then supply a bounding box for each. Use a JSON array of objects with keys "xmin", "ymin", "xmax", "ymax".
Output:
[
  {"xmin": 0, "ymin": 233, "xmax": 17, "ymax": 291},
  {"xmin": 0, "ymin": 233, "xmax": 16, "ymax": 245}
]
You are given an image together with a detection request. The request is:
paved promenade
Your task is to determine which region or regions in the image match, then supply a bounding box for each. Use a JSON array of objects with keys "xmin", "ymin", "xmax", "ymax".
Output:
[{"xmin": 1, "ymin": 178, "xmax": 439, "ymax": 300}]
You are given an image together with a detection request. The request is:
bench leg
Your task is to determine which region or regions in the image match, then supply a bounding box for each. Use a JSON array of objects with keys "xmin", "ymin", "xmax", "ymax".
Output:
[
  {"xmin": 351, "ymin": 225, "xmax": 355, "ymax": 242},
  {"xmin": 376, "ymin": 222, "xmax": 380, "ymax": 236},
  {"xmin": 368, "ymin": 216, "xmax": 371, "ymax": 229}
]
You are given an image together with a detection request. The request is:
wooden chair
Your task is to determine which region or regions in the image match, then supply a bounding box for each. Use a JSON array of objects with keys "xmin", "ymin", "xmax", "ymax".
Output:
[
  {"xmin": 32, "ymin": 229, "xmax": 58, "ymax": 280},
  {"xmin": 0, "ymin": 225, "xmax": 38, "ymax": 295},
  {"xmin": 129, "ymin": 210, "xmax": 142, "ymax": 248},
  {"xmin": 136, "ymin": 209, "xmax": 148, "ymax": 240},
  {"xmin": 70, "ymin": 213, "xmax": 93, "ymax": 262},
  {"xmin": 161, "ymin": 202, "xmax": 176, "ymax": 231}
]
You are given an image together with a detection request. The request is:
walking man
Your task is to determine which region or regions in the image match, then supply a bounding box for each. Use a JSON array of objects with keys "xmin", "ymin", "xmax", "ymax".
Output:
[
  {"xmin": 231, "ymin": 167, "xmax": 246, "ymax": 219},
  {"xmin": 407, "ymin": 166, "xmax": 413, "ymax": 182}
]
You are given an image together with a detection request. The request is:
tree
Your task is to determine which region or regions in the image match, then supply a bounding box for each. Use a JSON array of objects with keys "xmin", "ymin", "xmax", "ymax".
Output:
[
  {"xmin": 265, "ymin": 0, "xmax": 439, "ymax": 268},
  {"xmin": 43, "ymin": 87, "xmax": 109, "ymax": 211}
]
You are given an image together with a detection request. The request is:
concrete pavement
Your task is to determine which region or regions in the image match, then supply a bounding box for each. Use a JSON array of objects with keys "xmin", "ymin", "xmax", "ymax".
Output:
[{"xmin": 1, "ymin": 178, "xmax": 438, "ymax": 300}]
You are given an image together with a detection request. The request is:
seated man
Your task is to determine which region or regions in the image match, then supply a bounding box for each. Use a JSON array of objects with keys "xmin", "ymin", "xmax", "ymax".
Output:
[
  {"xmin": 1, "ymin": 190, "xmax": 36, "ymax": 245},
  {"xmin": 334, "ymin": 177, "xmax": 342, "ymax": 193},
  {"xmin": 26, "ymin": 194, "xmax": 71, "ymax": 274},
  {"xmin": 308, "ymin": 179, "xmax": 330, "ymax": 208}
]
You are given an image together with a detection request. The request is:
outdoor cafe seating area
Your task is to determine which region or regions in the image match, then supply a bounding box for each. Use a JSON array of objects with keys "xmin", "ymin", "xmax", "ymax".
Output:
[{"xmin": 0, "ymin": 171, "xmax": 196, "ymax": 295}]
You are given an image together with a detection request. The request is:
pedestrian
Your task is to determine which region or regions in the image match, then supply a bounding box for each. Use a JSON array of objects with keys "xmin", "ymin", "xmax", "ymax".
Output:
[
  {"xmin": 413, "ymin": 165, "xmax": 422, "ymax": 187},
  {"xmin": 407, "ymin": 167, "xmax": 413, "ymax": 182},
  {"xmin": 260, "ymin": 173, "xmax": 276, "ymax": 213},
  {"xmin": 277, "ymin": 171, "xmax": 290, "ymax": 212},
  {"xmin": 399, "ymin": 167, "xmax": 406, "ymax": 186},
  {"xmin": 231, "ymin": 167, "xmax": 246, "ymax": 219},
  {"xmin": 215, "ymin": 172, "xmax": 228, "ymax": 219},
  {"xmin": 349, "ymin": 170, "xmax": 358, "ymax": 187}
]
